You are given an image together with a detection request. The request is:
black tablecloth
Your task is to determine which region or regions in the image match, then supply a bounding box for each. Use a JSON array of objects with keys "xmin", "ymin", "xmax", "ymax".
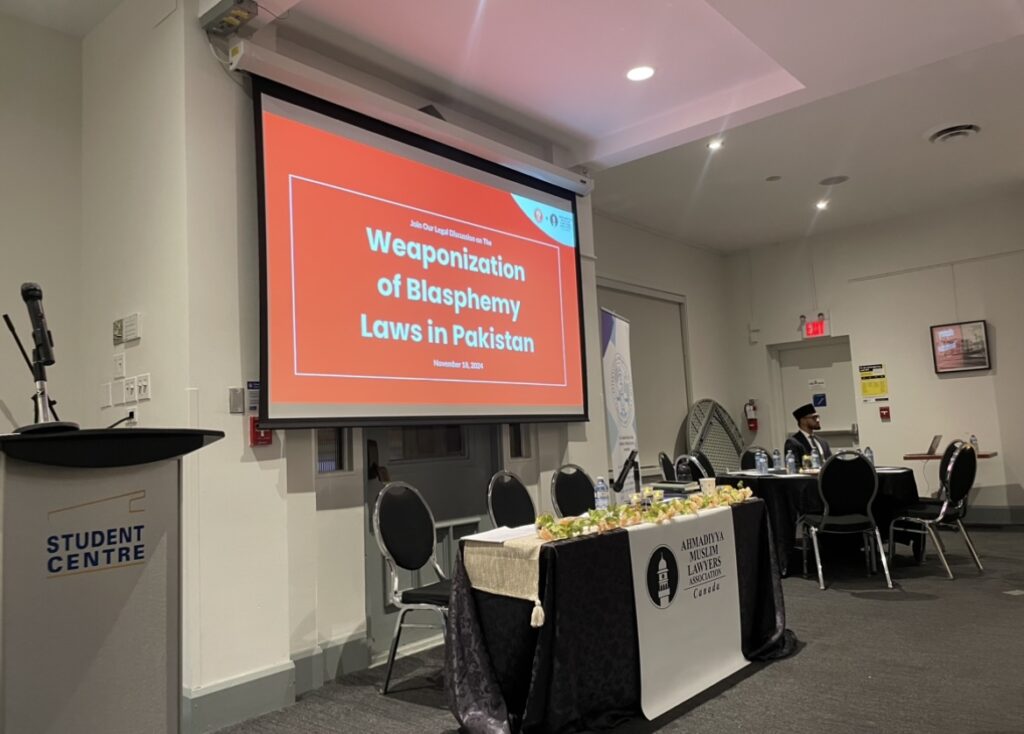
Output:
[
  {"xmin": 716, "ymin": 469, "xmax": 919, "ymax": 576},
  {"xmin": 445, "ymin": 500, "xmax": 790, "ymax": 733}
]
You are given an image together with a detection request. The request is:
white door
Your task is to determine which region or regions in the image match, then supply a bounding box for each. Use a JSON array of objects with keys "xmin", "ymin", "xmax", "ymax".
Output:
[{"xmin": 776, "ymin": 337, "xmax": 858, "ymax": 451}]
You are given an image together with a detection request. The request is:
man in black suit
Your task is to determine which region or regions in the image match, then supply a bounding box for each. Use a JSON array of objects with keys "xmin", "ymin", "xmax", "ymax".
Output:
[{"xmin": 784, "ymin": 403, "xmax": 832, "ymax": 467}]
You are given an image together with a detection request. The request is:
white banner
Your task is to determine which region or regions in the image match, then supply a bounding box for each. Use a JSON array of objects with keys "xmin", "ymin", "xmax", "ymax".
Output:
[
  {"xmin": 626, "ymin": 507, "xmax": 747, "ymax": 719},
  {"xmin": 601, "ymin": 308, "xmax": 639, "ymax": 495}
]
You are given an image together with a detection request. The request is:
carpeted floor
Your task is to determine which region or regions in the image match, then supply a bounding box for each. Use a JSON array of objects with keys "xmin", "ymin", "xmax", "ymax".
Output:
[{"xmin": 220, "ymin": 526, "xmax": 1024, "ymax": 734}]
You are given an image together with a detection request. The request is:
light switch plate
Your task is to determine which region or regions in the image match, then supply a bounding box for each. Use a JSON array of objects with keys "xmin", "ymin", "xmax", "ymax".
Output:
[
  {"xmin": 113, "ymin": 353, "xmax": 126, "ymax": 379},
  {"xmin": 124, "ymin": 376, "xmax": 138, "ymax": 404},
  {"xmin": 136, "ymin": 373, "xmax": 151, "ymax": 401},
  {"xmin": 100, "ymin": 382, "xmax": 112, "ymax": 408},
  {"xmin": 112, "ymin": 380, "xmax": 126, "ymax": 406}
]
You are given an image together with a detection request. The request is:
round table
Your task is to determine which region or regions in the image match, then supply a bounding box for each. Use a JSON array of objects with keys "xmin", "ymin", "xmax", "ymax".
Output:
[{"xmin": 717, "ymin": 467, "xmax": 919, "ymax": 576}]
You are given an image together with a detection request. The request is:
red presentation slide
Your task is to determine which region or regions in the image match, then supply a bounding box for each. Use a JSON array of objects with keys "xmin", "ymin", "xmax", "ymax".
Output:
[{"xmin": 260, "ymin": 105, "xmax": 585, "ymax": 416}]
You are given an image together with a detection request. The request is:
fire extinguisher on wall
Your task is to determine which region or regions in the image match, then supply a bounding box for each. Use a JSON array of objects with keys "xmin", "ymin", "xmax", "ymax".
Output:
[{"xmin": 744, "ymin": 399, "xmax": 758, "ymax": 432}]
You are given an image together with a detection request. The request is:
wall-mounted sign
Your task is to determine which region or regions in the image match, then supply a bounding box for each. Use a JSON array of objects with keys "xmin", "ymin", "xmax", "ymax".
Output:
[
  {"xmin": 812, "ymin": 393, "xmax": 828, "ymax": 408},
  {"xmin": 803, "ymin": 318, "xmax": 830, "ymax": 339},
  {"xmin": 858, "ymin": 363, "xmax": 889, "ymax": 403},
  {"xmin": 879, "ymin": 406, "xmax": 891, "ymax": 421},
  {"xmin": 808, "ymin": 378, "xmax": 826, "ymax": 390}
]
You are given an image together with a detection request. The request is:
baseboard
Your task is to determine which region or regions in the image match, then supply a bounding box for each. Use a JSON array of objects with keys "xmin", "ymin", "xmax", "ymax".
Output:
[
  {"xmin": 292, "ymin": 646, "xmax": 324, "ymax": 697},
  {"xmin": 369, "ymin": 632, "xmax": 444, "ymax": 669},
  {"xmin": 966, "ymin": 506, "xmax": 1024, "ymax": 526},
  {"xmin": 181, "ymin": 661, "xmax": 295, "ymax": 734},
  {"xmin": 320, "ymin": 629, "xmax": 371, "ymax": 682}
]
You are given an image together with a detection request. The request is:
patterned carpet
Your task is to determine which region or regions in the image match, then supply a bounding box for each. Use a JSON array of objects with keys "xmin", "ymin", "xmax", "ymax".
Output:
[{"xmin": 220, "ymin": 526, "xmax": 1024, "ymax": 734}]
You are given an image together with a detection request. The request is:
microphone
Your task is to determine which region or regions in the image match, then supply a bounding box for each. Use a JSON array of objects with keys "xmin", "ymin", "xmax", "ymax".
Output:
[
  {"xmin": 613, "ymin": 449, "xmax": 638, "ymax": 493},
  {"xmin": 21, "ymin": 282, "xmax": 55, "ymax": 367}
]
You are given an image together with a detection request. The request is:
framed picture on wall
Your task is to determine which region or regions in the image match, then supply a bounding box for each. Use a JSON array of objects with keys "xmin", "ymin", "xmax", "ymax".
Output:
[{"xmin": 930, "ymin": 320, "xmax": 991, "ymax": 373}]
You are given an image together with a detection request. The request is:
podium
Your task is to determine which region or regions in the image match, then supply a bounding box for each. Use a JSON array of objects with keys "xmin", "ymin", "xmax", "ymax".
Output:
[{"xmin": 0, "ymin": 428, "xmax": 223, "ymax": 734}]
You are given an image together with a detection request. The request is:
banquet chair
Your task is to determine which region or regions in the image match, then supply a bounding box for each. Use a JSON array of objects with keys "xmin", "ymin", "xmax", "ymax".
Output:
[
  {"xmin": 487, "ymin": 470, "xmax": 536, "ymax": 528},
  {"xmin": 740, "ymin": 446, "xmax": 769, "ymax": 470},
  {"xmin": 888, "ymin": 442, "xmax": 983, "ymax": 578},
  {"xmin": 691, "ymin": 451, "xmax": 716, "ymax": 479},
  {"xmin": 658, "ymin": 451, "xmax": 676, "ymax": 481},
  {"xmin": 798, "ymin": 450, "xmax": 892, "ymax": 590},
  {"xmin": 551, "ymin": 464, "xmax": 595, "ymax": 517},
  {"xmin": 373, "ymin": 481, "xmax": 450, "ymax": 694}
]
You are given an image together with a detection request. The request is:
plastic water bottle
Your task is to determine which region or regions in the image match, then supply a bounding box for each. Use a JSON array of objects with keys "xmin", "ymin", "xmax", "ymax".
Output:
[
  {"xmin": 786, "ymin": 450, "xmax": 797, "ymax": 474},
  {"xmin": 969, "ymin": 434, "xmax": 980, "ymax": 452},
  {"xmin": 757, "ymin": 450, "xmax": 768, "ymax": 474},
  {"xmin": 811, "ymin": 447, "xmax": 821, "ymax": 470},
  {"xmin": 772, "ymin": 448, "xmax": 782, "ymax": 470},
  {"xmin": 594, "ymin": 476, "xmax": 610, "ymax": 510},
  {"xmin": 864, "ymin": 446, "xmax": 874, "ymax": 465}
]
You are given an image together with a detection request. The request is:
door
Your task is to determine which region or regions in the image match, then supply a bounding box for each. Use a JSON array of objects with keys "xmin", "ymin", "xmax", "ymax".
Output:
[
  {"xmin": 775, "ymin": 337, "xmax": 858, "ymax": 451},
  {"xmin": 597, "ymin": 283, "xmax": 690, "ymax": 472},
  {"xmin": 362, "ymin": 424, "xmax": 499, "ymax": 664}
]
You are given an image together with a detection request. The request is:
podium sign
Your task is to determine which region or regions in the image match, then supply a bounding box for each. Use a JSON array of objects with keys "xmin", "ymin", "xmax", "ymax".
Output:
[
  {"xmin": 1, "ymin": 458, "xmax": 179, "ymax": 733},
  {"xmin": 0, "ymin": 428, "xmax": 221, "ymax": 734}
]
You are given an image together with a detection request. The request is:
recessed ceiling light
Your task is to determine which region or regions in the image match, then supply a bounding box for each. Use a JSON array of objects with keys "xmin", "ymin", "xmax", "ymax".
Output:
[
  {"xmin": 707, "ymin": 139, "xmax": 724, "ymax": 151},
  {"xmin": 816, "ymin": 200, "xmax": 829, "ymax": 211},
  {"xmin": 819, "ymin": 175, "xmax": 849, "ymax": 186},
  {"xmin": 627, "ymin": 66, "xmax": 655, "ymax": 81},
  {"xmin": 928, "ymin": 124, "xmax": 980, "ymax": 143}
]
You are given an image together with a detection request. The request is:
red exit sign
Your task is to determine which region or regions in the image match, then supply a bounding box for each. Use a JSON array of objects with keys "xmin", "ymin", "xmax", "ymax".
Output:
[{"xmin": 804, "ymin": 319, "xmax": 830, "ymax": 339}]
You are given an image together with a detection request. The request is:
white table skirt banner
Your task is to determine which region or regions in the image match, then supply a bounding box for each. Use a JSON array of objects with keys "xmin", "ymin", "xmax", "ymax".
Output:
[
  {"xmin": 626, "ymin": 506, "xmax": 747, "ymax": 719},
  {"xmin": 601, "ymin": 307, "xmax": 639, "ymax": 496}
]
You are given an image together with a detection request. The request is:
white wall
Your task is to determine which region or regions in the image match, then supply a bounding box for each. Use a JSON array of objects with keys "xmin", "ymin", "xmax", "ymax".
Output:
[
  {"xmin": 726, "ymin": 188, "xmax": 1024, "ymax": 518},
  {"xmin": 0, "ymin": 14, "xmax": 83, "ymax": 430},
  {"xmin": 592, "ymin": 213, "xmax": 736, "ymax": 422}
]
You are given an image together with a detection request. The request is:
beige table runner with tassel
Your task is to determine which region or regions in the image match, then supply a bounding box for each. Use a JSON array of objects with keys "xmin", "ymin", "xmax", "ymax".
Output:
[{"xmin": 463, "ymin": 535, "xmax": 548, "ymax": 627}]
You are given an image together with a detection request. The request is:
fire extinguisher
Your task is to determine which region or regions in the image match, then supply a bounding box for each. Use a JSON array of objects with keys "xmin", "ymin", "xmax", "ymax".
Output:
[{"xmin": 744, "ymin": 399, "xmax": 758, "ymax": 432}]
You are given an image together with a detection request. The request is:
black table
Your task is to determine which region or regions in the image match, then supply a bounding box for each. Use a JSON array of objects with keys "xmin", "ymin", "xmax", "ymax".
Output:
[
  {"xmin": 716, "ymin": 468, "xmax": 919, "ymax": 576},
  {"xmin": 445, "ymin": 500, "xmax": 792, "ymax": 733}
]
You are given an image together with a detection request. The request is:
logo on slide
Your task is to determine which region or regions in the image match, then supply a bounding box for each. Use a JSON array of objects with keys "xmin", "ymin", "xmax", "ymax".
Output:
[
  {"xmin": 549, "ymin": 212, "xmax": 559, "ymax": 227},
  {"xmin": 646, "ymin": 546, "xmax": 679, "ymax": 609},
  {"xmin": 533, "ymin": 208, "xmax": 544, "ymax": 223}
]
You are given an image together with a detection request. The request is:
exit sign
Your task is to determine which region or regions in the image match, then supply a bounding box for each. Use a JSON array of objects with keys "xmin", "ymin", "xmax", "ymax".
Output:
[{"xmin": 804, "ymin": 318, "xmax": 830, "ymax": 339}]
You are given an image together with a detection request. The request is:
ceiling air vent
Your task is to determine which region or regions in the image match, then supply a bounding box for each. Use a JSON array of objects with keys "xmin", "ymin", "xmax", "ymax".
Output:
[{"xmin": 928, "ymin": 124, "xmax": 980, "ymax": 144}]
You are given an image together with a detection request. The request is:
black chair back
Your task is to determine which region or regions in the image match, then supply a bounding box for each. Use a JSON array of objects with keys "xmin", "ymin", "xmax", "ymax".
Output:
[
  {"xmin": 676, "ymin": 454, "xmax": 706, "ymax": 480},
  {"xmin": 488, "ymin": 471, "xmax": 536, "ymax": 527},
  {"xmin": 946, "ymin": 444, "xmax": 977, "ymax": 507},
  {"xmin": 551, "ymin": 464, "xmax": 595, "ymax": 517},
  {"xmin": 374, "ymin": 482, "xmax": 437, "ymax": 571},
  {"xmin": 740, "ymin": 446, "xmax": 768, "ymax": 470},
  {"xmin": 693, "ymin": 451, "xmax": 716, "ymax": 478},
  {"xmin": 818, "ymin": 450, "xmax": 878, "ymax": 520},
  {"xmin": 938, "ymin": 440, "xmax": 963, "ymax": 487},
  {"xmin": 658, "ymin": 452, "xmax": 676, "ymax": 481}
]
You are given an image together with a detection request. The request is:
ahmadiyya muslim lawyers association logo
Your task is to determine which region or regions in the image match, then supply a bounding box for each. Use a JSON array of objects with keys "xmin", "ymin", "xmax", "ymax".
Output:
[{"xmin": 646, "ymin": 545, "xmax": 679, "ymax": 609}]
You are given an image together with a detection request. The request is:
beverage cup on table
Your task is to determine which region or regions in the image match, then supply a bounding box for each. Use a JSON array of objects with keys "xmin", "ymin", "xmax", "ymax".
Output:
[{"xmin": 699, "ymin": 477, "xmax": 716, "ymax": 496}]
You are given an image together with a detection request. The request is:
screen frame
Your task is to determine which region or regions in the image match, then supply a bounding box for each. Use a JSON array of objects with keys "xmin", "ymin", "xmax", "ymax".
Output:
[
  {"xmin": 929, "ymin": 319, "xmax": 991, "ymax": 374},
  {"xmin": 252, "ymin": 76, "xmax": 589, "ymax": 428}
]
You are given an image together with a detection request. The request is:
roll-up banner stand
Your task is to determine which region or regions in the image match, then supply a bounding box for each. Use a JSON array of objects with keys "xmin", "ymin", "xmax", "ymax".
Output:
[{"xmin": 601, "ymin": 308, "xmax": 639, "ymax": 497}]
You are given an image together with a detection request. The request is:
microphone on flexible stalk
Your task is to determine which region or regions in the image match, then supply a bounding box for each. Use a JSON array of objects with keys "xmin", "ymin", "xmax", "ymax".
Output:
[
  {"xmin": 21, "ymin": 282, "xmax": 56, "ymax": 368},
  {"xmin": 4, "ymin": 282, "xmax": 79, "ymax": 434}
]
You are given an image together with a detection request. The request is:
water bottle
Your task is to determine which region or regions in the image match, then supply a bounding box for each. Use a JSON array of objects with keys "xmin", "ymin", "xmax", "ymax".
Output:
[
  {"xmin": 772, "ymin": 448, "xmax": 782, "ymax": 470},
  {"xmin": 594, "ymin": 476, "xmax": 610, "ymax": 510},
  {"xmin": 864, "ymin": 446, "xmax": 874, "ymax": 465},
  {"xmin": 757, "ymin": 450, "xmax": 768, "ymax": 474},
  {"xmin": 811, "ymin": 447, "xmax": 821, "ymax": 470},
  {"xmin": 969, "ymin": 434, "xmax": 980, "ymax": 452},
  {"xmin": 786, "ymin": 449, "xmax": 797, "ymax": 474}
]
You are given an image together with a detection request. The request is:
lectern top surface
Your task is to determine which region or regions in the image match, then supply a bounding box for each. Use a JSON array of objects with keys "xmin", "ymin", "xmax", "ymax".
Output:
[{"xmin": 0, "ymin": 427, "xmax": 224, "ymax": 468}]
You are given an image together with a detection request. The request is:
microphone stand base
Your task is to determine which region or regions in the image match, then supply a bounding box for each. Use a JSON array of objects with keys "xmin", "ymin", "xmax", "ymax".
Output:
[{"xmin": 13, "ymin": 421, "xmax": 80, "ymax": 435}]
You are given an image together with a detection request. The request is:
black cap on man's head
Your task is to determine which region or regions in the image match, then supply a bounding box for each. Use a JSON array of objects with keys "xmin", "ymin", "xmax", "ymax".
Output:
[{"xmin": 793, "ymin": 403, "xmax": 816, "ymax": 421}]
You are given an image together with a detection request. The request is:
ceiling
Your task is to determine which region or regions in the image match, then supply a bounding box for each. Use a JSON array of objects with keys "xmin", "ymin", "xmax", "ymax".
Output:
[{"xmin": 5, "ymin": 0, "xmax": 1024, "ymax": 250}]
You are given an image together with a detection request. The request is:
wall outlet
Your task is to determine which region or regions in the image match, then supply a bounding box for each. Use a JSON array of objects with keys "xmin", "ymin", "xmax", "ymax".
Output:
[
  {"xmin": 136, "ymin": 373, "xmax": 151, "ymax": 401},
  {"xmin": 126, "ymin": 405, "xmax": 140, "ymax": 426},
  {"xmin": 124, "ymin": 376, "xmax": 138, "ymax": 404},
  {"xmin": 112, "ymin": 379, "xmax": 126, "ymax": 406},
  {"xmin": 100, "ymin": 382, "xmax": 112, "ymax": 409},
  {"xmin": 113, "ymin": 352, "xmax": 126, "ymax": 379}
]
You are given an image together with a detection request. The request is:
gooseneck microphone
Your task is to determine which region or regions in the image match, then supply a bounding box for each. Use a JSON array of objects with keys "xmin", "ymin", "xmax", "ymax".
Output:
[
  {"xmin": 21, "ymin": 282, "xmax": 56, "ymax": 368},
  {"xmin": 4, "ymin": 282, "xmax": 79, "ymax": 433}
]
